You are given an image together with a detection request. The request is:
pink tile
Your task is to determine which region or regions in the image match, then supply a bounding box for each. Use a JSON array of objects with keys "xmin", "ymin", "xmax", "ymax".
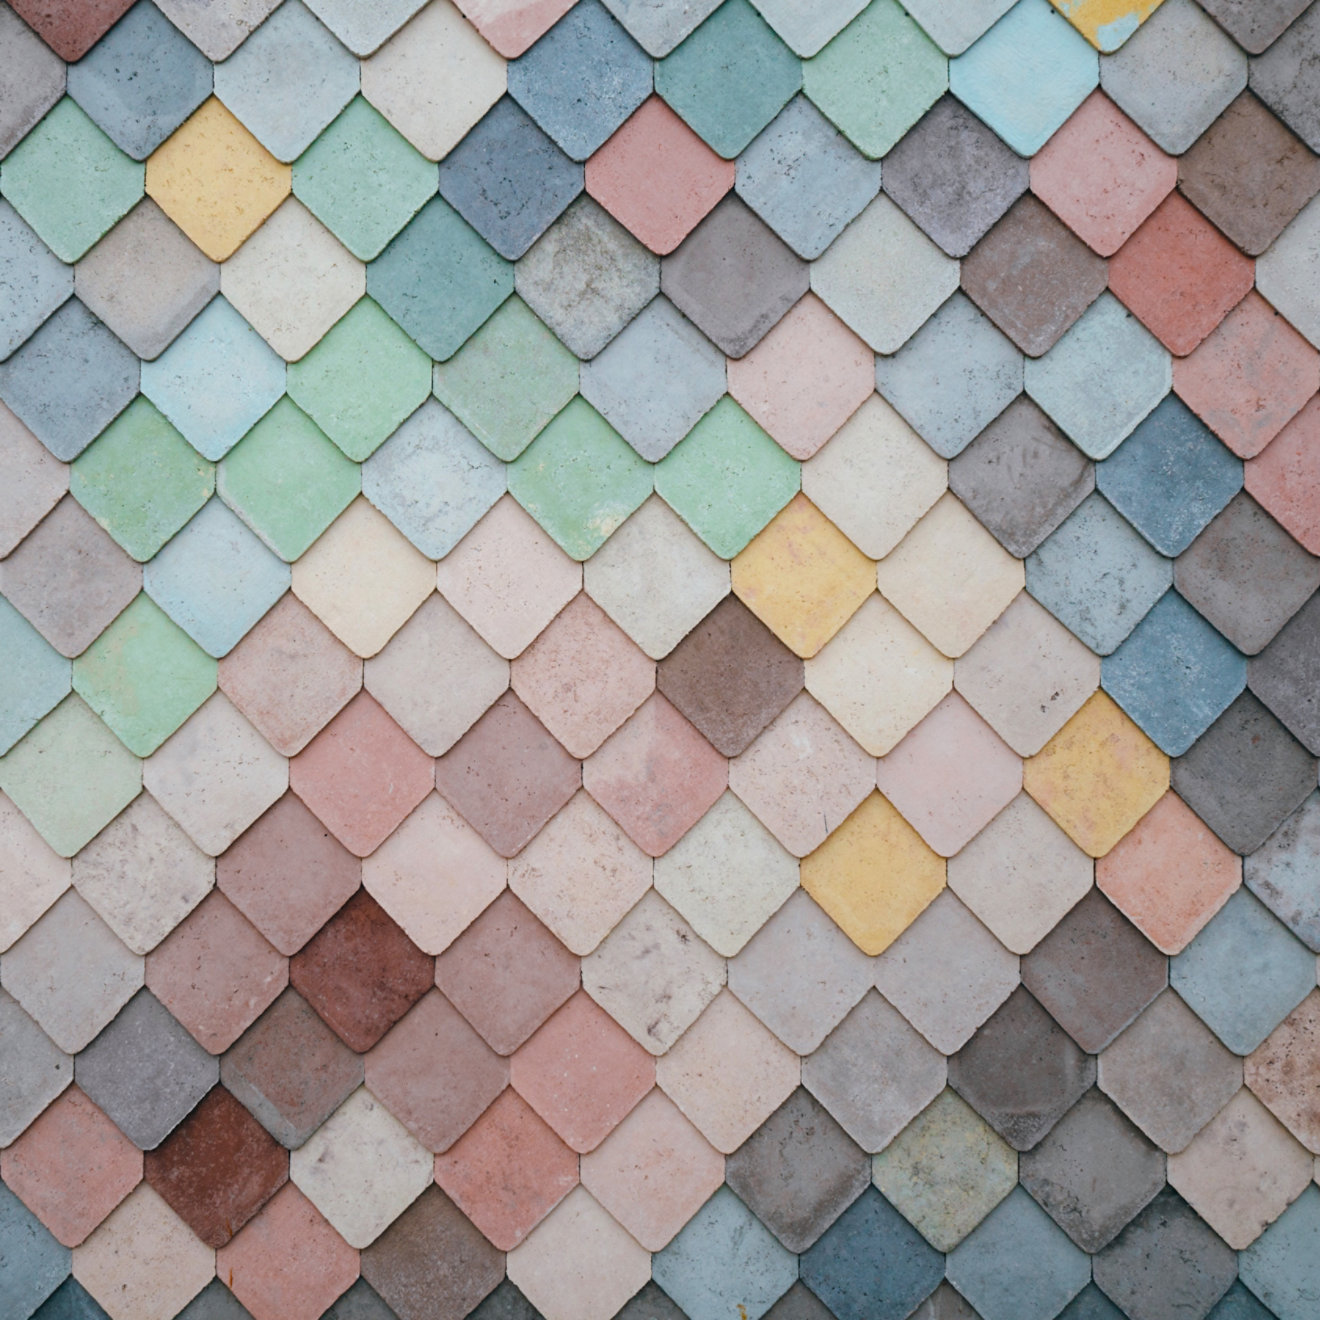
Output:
[
  {"xmin": 1246, "ymin": 394, "xmax": 1320, "ymax": 555},
  {"xmin": 453, "ymin": 0, "xmax": 577, "ymax": 56}
]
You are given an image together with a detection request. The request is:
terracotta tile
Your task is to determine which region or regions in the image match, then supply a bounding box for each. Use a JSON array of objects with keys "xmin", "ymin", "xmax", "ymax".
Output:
[
  {"xmin": 434, "ymin": 1087, "xmax": 578, "ymax": 1249},
  {"xmin": 366, "ymin": 990, "xmax": 509, "ymax": 1152},
  {"xmin": 215, "ymin": 1183, "xmax": 359, "ymax": 1320},
  {"xmin": 8, "ymin": 0, "xmax": 133, "ymax": 61},
  {"xmin": 216, "ymin": 794, "xmax": 359, "ymax": 958},
  {"xmin": 433, "ymin": 891, "xmax": 580, "ymax": 1057},
  {"xmin": 510, "ymin": 991, "xmax": 654, "ymax": 1152},
  {"xmin": 146, "ymin": 891, "xmax": 287, "ymax": 1054},
  {"xmin": 289, "ymin": 889, "xmax": 433, "ymax": 1054},
  {"xmin": 220, "ymin": 988, "xmax": 363, "ymax": 1149},
  {"xmin": 0, "ymin": 1088, "xmax": 141, "ymax": 1248}
]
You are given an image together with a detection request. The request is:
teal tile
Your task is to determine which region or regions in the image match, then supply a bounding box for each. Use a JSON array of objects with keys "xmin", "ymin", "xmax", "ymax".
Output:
[
  {"xmin": 1239, "ymin": 1188, "xmax": 1320, "ymax": 1320},
  {"xmin": 0, "ymin": 1183, "xmax": 69, "ymax": 1320}
]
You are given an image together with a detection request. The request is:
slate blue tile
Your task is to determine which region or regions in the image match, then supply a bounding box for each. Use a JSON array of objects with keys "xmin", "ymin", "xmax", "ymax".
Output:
[
  {"xmin": 367, "ymin": 197, "xmax": 514, "ymax": 362},
  {"xmin": 508, "ymin": 0, "xmax": 652, "ymax": 161},
  {"xmin": 1102, "ymin": 590, "xmax": 1247, "ymax": 756},
  {"xmin": 0, "ymin": 595, "xmax": 72, "ymax": 754},
  {"xmin": 652, "ymin": 1186, "xmax": 799, "ymax": 1320},
  {"xmin": 1026, "ymin": 492, "xmax": 1173, "ymax": 655},
  {"xmin": 213, "ymin": 0, "xmax": 359, "ymax": 163},
  {"xmin": 140, "ymin": 297, "xmax": 286, "ymax": 462},
  {"xmin": 0, "ymin": 201, "xmax": 73, "ymax": 361},
  {"xmin": 1245, "ymin": 790, "xmax": 1320, "ymax": 953},
  {"xmin": 438, "ymin": 98, "xmax": 584, "ymax": 261},
  {"xmin": 1207, "ymin": 1282, "xmax": 1281, "ymax": 1320},
  {"xmin": 0, "ymin": 1183, "xmax": 70, "ymax": 1320},
  {"xmin": 0, "ymin": 299, "xmax": 138, "ymax": 462},
  {"xmin": 1170, "ymin": 888, "xmax": 1315, "ymax": 1055},
  {"xmin": 143, "ymin": 498, "xmax": 291, "ymax": 658},
  {"xmin": 1240, "ymin": 1186, "xmax": 1320, "ymax": 1320},
  {"xmin": 362, "ymin": 398, "xmax": 506, "ymax": 559},
  {"xmin": 1097, "ymin": 395, "xmax": 1243, "ymax": 557},
  {"xmin": 31, "ymin": 1277, "xmax": 112, "ymax": 1320},
  {"xmin": 1057, "ymin": 1285, "xmax": 1125, "ymax": 1320},
  {"xmin": 175, "ymin": 1280, "xmax": 256, "ymax": 1320},
  {"xmin": 65, "ymin": 0, "xmax": 212, "ymax": 160},
  {"xmin": 735, "ymin": 96, "xmax": 882, "ymax": 261},
  {"xmin": 799, "ymin": 1187, "xmax": 945, "ymax": 1320},
  {"xmin": 946, "ymin": 1188, "xmax": 1091, "ymax": 1320}
]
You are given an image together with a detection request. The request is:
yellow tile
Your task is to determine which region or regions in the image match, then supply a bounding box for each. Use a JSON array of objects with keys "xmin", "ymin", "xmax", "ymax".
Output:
[
  {"xmin": 731, "ymin": 493, "xmax": 875, "ymax": 658},
  {"xmin": 1023, "ymin": 690, "xmax": 1169, "ymax": 858},
  {"xmin": 802, "ymin": 791, "xmax": 945, "ymax": 955},
  {"xmin": 1049, "ymin": 0, "xmax": 1165, "ymax": 51},
  {"xmin": 146, "ymin": 98, "xmax": 291, "ymax": 261}
]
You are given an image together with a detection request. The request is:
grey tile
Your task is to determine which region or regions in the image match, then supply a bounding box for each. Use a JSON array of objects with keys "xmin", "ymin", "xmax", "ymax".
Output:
[
  {"xmin": 764, "ymin": 1283, "xmax": 836, "ymax": 1320},
  {"xmin": 0, "ymin": 988, "xmax": 71, "ymax": 1147},
  {"xmin": 175, "ymin": 1281, "xmax": 256, "ymax": 1320},
  {"xmin": 1249, "ymin": 593, "xmax": 1320, "ymax": 754},
  {"xmin": 613, "ymin": 1281, "xmax": 688, "ymax": 1320},
  {"xmin": 1196, "ymin": 0, "xmax": 1312, "ymax": 53},
  {"xmin": 1250, "ymin": 3, "xmax": 1320, "ymax": 151},
  {"xmin": 0, "ymin": 201, "xmax": 73, "ymax": 361},
  {"xmin": 1245, "ymin": 789, "xmax": 1320, "ymax": 951},
  {"xmin": 321, "ymin": 1278, "xmax": 399, "ymax": 1320},
  {"xmin": 0, "ymin": 5, "xmax": 65, "ymax": 157}
]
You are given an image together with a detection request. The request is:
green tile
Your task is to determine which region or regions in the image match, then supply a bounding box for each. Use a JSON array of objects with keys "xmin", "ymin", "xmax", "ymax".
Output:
[
  {"xmin": 804, "ymin": 0, "xmax": 948, "ymax": 158},
  {"xmin": 508, "ymin": 396, "xmax": 652, "ymax": 560},
  {"xmin": 218, "ymin": 396, "xmax": 360, "ymax": 560},
  {"xmin": 70, "ymin": 397, "xmax": 215, "ymax": 562},
  {"xmin": 655, "ymin": 395, "xmax": 800, "ymax": 558},
  {"xmin": 292, "ymin": 96, "xmax": 438, "ymax": 262},
  {"xmin": 72, "ymin": 594, "xmax": 216, "ymax": 757},
  {"xmin": 432, "ymin": 296, "xmax": 579, "ymax": 461},
  {"xmin": 0, "ymin": 98, "xmax": 144, "ymax": 261},
  {"xmin": 286, "ymin": 298, "xmax": 431, "ymax": 461}
]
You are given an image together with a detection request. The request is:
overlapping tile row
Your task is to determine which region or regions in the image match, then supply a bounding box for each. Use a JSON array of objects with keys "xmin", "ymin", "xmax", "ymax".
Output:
[{"xmin": 3, "ymin": 0, "xmax": 1320, "ymax": 1316}]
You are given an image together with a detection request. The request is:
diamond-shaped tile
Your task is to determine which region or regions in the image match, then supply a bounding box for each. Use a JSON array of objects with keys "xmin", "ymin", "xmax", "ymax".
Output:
[
  {"xmin": 1250, "ymin": 2, "xmax": 1320, "ymax": 152},
  {"xmin": 1239, "ymin": 1184, "xmax": 1320, "ymax": 1320},
  {"xmin": 0, "ymin": 793, "xmax": 70, "ymax": 955},
  {"xmin": 0, "ymin": 404, "xmax": 68, "ymax": 558},
  {"xmin": 0, "ymin": 989, "xmax": 71, "ymax": 1148},
  {"xmin": 0, "ymin": 202, "xmax": 71, "ymax": 363},
  {"xmin": 1246, "ymin": 991, "xmax": 1320, "ymax": 1153},
  {"xmin": 1246, "ymin": 396, "xmax": 1320, "ymax": 560},
  {"xmin": 1246, "ymin": 790, "xmax": 1320, "ymax": 951},
  {"xmin": 1258, "ymin": 192, "xmax": 1320, "ymax": 354},
  {"xmin": 0, "ymin": 5, "xmax": 64, "ymax": 156},
  {"xmin": 5, "ymin": 0, "xmax": 125, "ymax": 61},
  {"xmin": 0, "ymin": 597, "xmax": 71, "ymax": 757}
]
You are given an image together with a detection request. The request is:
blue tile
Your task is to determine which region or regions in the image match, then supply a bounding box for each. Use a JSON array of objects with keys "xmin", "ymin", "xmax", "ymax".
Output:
[
  {"xmin": 799, "ymin": 1187, "xmax": 945, "ymax": 1320},
  {"xmin": 1238, "ymin": 1184, "xmax": 1320, "ymax": 1320},
  {"xmin": 438, "ymin": 98, "xmax": 584, "ymax": 261},
  {"xmin": 1246, "ymin": 790, "xmax": 1320, "ymax": 952},
  {"xmin": 1170, "ymin": 887, "xmax": 1315, "ymax": 1055},
  {"xmin": 31, "ymin": 1278, "xmax": 113, "ymax": 1320},
  {"xmin": 0, "ymin": 201, "xmax": 73, "ymax": 360},
  {"xmin": 1058, "ymin": 1285, "xmax": 1126, "ymax": 1320},
  {"xmin": 140, "ymin": 298, "xmax": 285, "ymax": 462},
  {"xmin": 1097, "ymin": 396, "xmax": 1242, "ymax": 557},
  {"xmin": 1102, "ymin": 590, "xmax": 1247, "ymax": 755},
  {"xmin": 0, "ymin": 596, "xmax": 72, "ymax": 754},
  {"xmin": 65, "ymin": 0, "xmax": 212, "ymax": 160},
  {"xmin": 0, "ymin": 1183, "xmax": 70, "ymax": 1320},
  {"xmin": 1026, "ymin": 492, "xmax": 1173, "ymax": 655},
  {"xmin": 508, "ymin": 0, "xmax": 652, "ymax": 160},
  {"xmin": 652, "ymin": 1186, "xmax": 799, "ymax": 1320},
  {"xmin": 1207, "ymin": 1281, "xmax": 1281, "ymax": 1320},
  {"xmin": 143, "ymin": 498, "xmax": 290, "ymax": 658}
]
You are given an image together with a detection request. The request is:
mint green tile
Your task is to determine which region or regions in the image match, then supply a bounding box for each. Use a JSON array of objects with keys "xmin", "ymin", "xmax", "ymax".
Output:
[
  {"xmin": 804, "ymin": 0, "xmax": 949, "ymax": 158},
  {"xmin": 72, "ymin": 594, "xmax": 216, "ymax": 757},
  {"xmin": 0, "ymin": 99, "xmax": 144, "ymax": 262},
  {"xmin": 655, "ymin": 395, "xmax": 800, "ymax": 558},
  {"xmin": 432, "ymin": 296, "xmax": 579, "ymax": 461},
  {"xmin": 218, "ymin": 397, "xmax": 360, "ymax": 560},
  {"xmin": 286, "ymin": 298, "xmax": 431, "ymax": 462},
  {"xmin": 293, "ymin": 96, "xmax": 438, "ymax": 261},
  {"xmin": 70, "ymin": 397, "xmax": 215, "ymax": 562},
  {"xmin": 0, "ymin": 695, "xmax": 141, "ymax": 858},
  {"xmin": 508, "ymin": 396, "xmax": 652, "ymax": 560}
]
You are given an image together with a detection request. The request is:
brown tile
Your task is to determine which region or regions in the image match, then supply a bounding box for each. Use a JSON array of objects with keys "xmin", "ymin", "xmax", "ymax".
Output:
[
  {"xmin": 220, "ymin": 988, "xmax": 363, "ymax": 1149},
  {"xmin": 1179, "ymin": 93, "xmax": 1320, "ymax": 257},
  {"xmin": 433, "ymin": 892, "xmax": 579, "ymax": 1057},
  {"xmin": 657, "ymin": 596, "xmax": 804, "ymax": 757},
  {"xmin": 365, "ymin": 990, "xmax": 509, "ymax": 1153},
  {"xmin": 289, "ymin": 889, "xmax": 434, "ymax": 1053},
  {"xmin": 8, "ymin": 0, "xmax": 134, "ymax": 59},
  {"xmin": 962, "ymin": 195, "xmax": 1109, "ymax": 357},
  {"xmin": 435, "ymin": 691, "xmax": 581, "ymax": 859},
  {"xmin": 217, "ymin": 793, "xmax": 361, "ymax": 956},
  {"xmin": 144, "ymin": 1084, "xmax": 288, "ymax": 1247},
  {"xmin": 290, "ymin": 692, "xmax": 435, "ymax": 859}
]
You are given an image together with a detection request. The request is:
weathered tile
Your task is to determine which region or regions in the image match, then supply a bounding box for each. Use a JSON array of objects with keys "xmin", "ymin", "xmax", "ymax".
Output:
[
  {"xmin": 0, "ymin": 596, "xmax": 71, "ymax": 756},
  {"xmin": 1259, "ymin": 194, "xmax": 1320, "ymax": 358},
  {"xmin": 1050, "ymin": 0, "xmax": 1166, "ymax": 50},
  {"xmin": 1239, "ymin": 1184, "xmax": 1320, "ymax": 1320},
  {"xmin": 0, "ymin": 4, "xmax": 65, "ymax": 156},
  {"xmin": 151, "ymin": 0, "xmax": 280, "ymax": 61},
  {"xmin": 0, "ymin": 202, "xmax": 72, "ymax": 362},
  {"xmin": 0, "ymin": 989, "xmax": 71, "ymax": 1147},
  {"xmin": 1194, "ymin": 0, "xmax": 1311, "ymax": 53},
  {"xmin": 304, "ymin": 0, "xmax": 426, "ymax": 55},
  {"xmin": 900, "ymin": 0, "xmax": 1014, "ymax": 54},
  {"xmin": 0, "ymin": 792, "xmax": 70, "ymax": 954},
  {"xmin": 1246, "ymin": 991, "xmax": 1320, "ymax": 1152},
  {"xmin": 617, "ymin": 1281, "xmax": 693, "ymax": 1320},
  {"xmin": 1246, "ymin": 790, "xmax": 1320, "ymax": 951},
  {"xmin": 1203, "ymin": 1280, "xmax": 1278, "ymax": 1320},
  {"xmin": 1250, "ymin": 3, "xmax": 1320, "ymax": 153},
  {"xmin": 1247, "ymin": 395, "xmax": 1320, "ymax": 559},
  {"xmin": 170, "ymin": 1281, "xmax": 256, "ymax": 1320},
  {"xmin": 0, "ymin": 403, "xmax": 68, "ymax": 557}
]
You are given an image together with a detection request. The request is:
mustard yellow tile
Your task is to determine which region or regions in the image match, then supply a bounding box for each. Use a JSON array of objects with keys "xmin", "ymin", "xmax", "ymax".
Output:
[
  {"xmin": 731, "ymin": 493, "xmax": 875, "ymax": 659},
  {"xmin": 146, "ymin": 98, "xmax": 291, "ymax": 261},
  {"xmin": 1023, "ymin": 690, "xmax": 1169, "ymax": 858},
  {"xmin": 801, "ymin": 791, "xmax": 945, "ymax": 956},
  {"xmin": 1049, "ymin": 0, "xmax": 1165, "ymax": 51}
]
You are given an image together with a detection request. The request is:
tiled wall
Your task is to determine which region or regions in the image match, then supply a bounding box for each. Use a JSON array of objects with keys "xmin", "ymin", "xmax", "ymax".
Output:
[{"xmin": 2, "ymin": 0, "xmax": 1320, "ymax": 1317}]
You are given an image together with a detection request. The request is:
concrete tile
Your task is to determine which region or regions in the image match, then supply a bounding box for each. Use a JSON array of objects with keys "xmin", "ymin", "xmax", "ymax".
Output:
[
  {"xmin": 900, "ymin": 0, "xmax": 1015, "ymax": 54},
  {"xmin": 1246, "ymin": 990, "xmax": 1320, "ymax": 1152},
  {"xmin": 304, "ymin": 0, "xmax": 426, "ymax": 55},
  {"xmin": 1239, "ymin": 1184, "xmax": 1320, "ymax": 1320},
  {"xmin": 598, "ymin": 0, "xmax": 719, "ymax": 55},
  {"xmin": 910, "ymin": 1284, "xmax": 986, "ymax": 1320},
  {"xmin": 614, "ymin": 1282, "xmax": 688, "ymax": 1320},
  {"xmin": 152, "ymin": 0, "xmax": 280, "ymax": 60},
  {"xmin": 0, "ymin": 5, "xmax": 65, "ymax": 156},
  {"xmin": 1100, "ymin": 0, "xmax": 1246, "ymax": 153},
  {"xmin": 0, "ymin": 595, "xmax": 72, "ymax": 756},
  {"xmin": 1203, "ymin": 1281, "xmax": 1278, "ymax": 1320},
  {"xmin": 949, "ymin": 0, "xmax": 1098, "ymax": 156},
  {"xmin": 455, "ymin": 0, "xmax": 576, "ymax": 57},
  {"xmin": 1195, "ymin": 0, "xmax": 1311, "ymax": 53},
  {"xmin": 1259, "ymin": 192, "xmax": 1320, "ymax": 355},
  {"xmin": 811, "ymin": 194, "xmax": 959, "ymax": 353},
  {"xmin": 0, "ymin": 201, "xmax": 72, "ymax": 362},
  {"xmin": 583, "ymin": 890, "xmax": 724, "ymax": 1054},
  {"xmin": 872, "ymin": 1088, "xmax": 1017, "ymax": 1251},
  {"xmin": 0, "ymin": 402, "xmax": 68, "ymax": 557},
  {"xmin": 1251, "ymin": 2, "xmax": 1320, "ymax": 153},
  {"xmin": 735, "ymin": 96, "xmax": 881, "ymax": 260},
  {"xmin": 580, "ymin": 1088, "xmax": 723, "ymax": 1249},
  {"xmin": 74, "ymin": 989, "xmax": 217, "ymax": 1151},
  {"xmin": 0, "ymin": 792, "xmax": 70, "ymax": 953},
  {"xmin": 0, "ymin": 989, "xmax": 71, "ymax": 1147},
  {"xmin": 169, "ymin": 1281, "xmax": 256, "ymax": 1320},
  {"xmin": 361, "ymin": 0, "xmax": 506, "ymax": 161},
  {"xmin": 508, "ymin": 788, "xmax": 650, "ymax": 955},
  {"xmin": 1247, "ymin": 395, "xmax": 1320, "ymax": 558},
  {"xmin": 1246, "ymin": 790, "xmax": 1320, "ymax": 951},
  {"xmin": 1049, "ymin": 0, "xmax": 1167, "ymax": 50},
  {"xmin": 1030, "ymin": 90, "xmax": 1176, "ymax": 256}
]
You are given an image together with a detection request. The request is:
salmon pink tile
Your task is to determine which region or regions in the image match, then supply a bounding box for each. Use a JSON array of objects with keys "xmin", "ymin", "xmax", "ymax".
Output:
[
  {"xmin": 454, "ymin": 0, "xmax": 577, "ymax": 57},
  {"xmin": 1246, "ymin": 395, "xmax": 1320, "ymax": 556}
]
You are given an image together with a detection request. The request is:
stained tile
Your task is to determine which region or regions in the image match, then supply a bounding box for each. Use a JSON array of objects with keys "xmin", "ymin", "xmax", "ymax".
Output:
[
  {"xmin": 1246, "ymin": 991, "xmax": 1320, "ymax": 1152},
  {"xmin": 221, "ymin": 987, "xmax": 362, "ymax": 1149},
  {"xmin": 1247, "ymin": 396, "xmax": 1320, "ymax": 560},
  {"xmin": 1203, "ymin": 1280, "xmax": 1278, "ymax": 1320},
  {"xmin": 1246, "ymin": 790, "xmax": 1320, "ymax": 951},
  {"xmin": 0, "ymin": 596, "xmax": 71, "ymax": 756},
  {"xmin": 0, "ymin": 5, "xmax": 65, "ymax": 156},
  {"xmin": 8, "ymin": 0, "xmax": 131, "ymax": 60},
  {"xmin": 615, "ymin": 1280, "xmax": 689, "ymax": 1320},
  {"xmin": 0, "ymin": 403, "xmax": 68, "ymax": 558},
  {"xmin": 1238, "ymin": 1184, "xmax": 1320, "ymax": 1320},
  {"xmin": 1051, "ymin": 0, "xmax": 1167, "ymax": 49},
  {"xmin": 1251, "ymin": 3, "xmax": 1320, "ymax": 153},
  {"xmin": 1099, "ymin": 0, "xmax": 1245, "ymax": 154},
  {"xmin": 0, "ymin": 990, "xmax": 71, "ymax": 1147},
  {"xmin": 0, "ymin": 793, "xmax": 70, "ymax": 954},
  {"xmin": 1171, "ymin": 887, "xmax": 1315, "ymax": 1055},
  {"xmin": 0, "ymin": 202, "xmax": 71, "ymax": 363},
  {"xmin": 515, "ymin": 196, "xmax": 658, "ymax": 358},
  {"xmin": 289, "ymin": 889, "xmax": 433, "ymax": 1053},
  {"xmin": 1195, "ymin": 0, "xmax": 1310, "ymax": 53}
]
